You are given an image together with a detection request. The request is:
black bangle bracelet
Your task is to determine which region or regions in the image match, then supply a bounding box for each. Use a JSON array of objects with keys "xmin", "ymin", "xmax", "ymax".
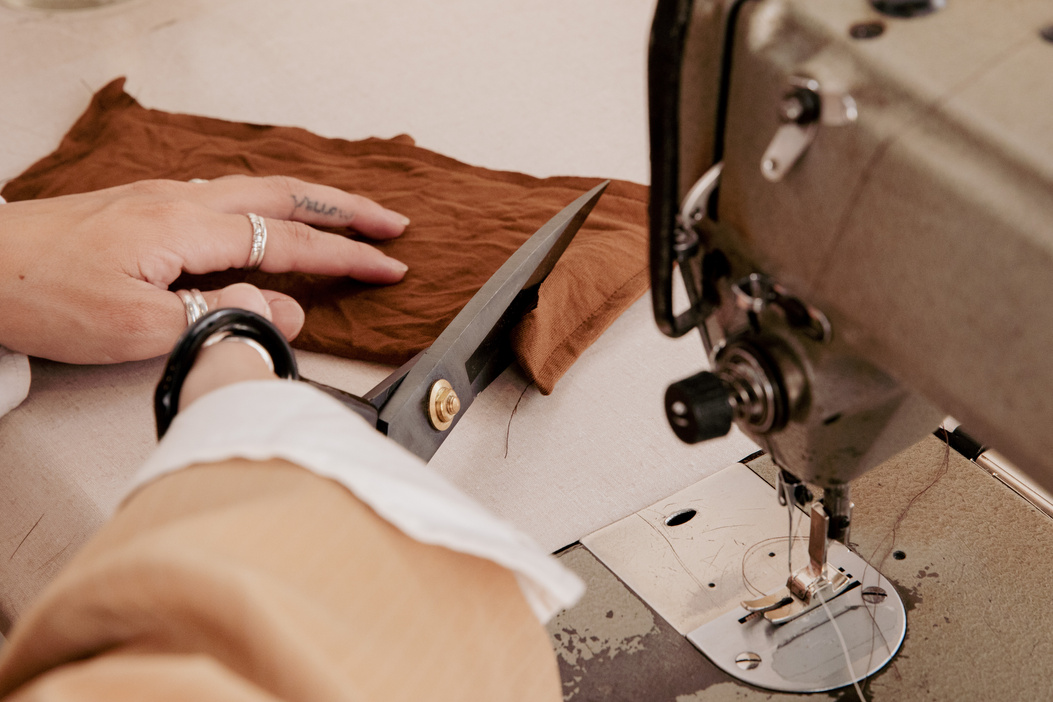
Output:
[{"xmin": 154, "ymin": 308, "xmax": 299, "ymax": 439}]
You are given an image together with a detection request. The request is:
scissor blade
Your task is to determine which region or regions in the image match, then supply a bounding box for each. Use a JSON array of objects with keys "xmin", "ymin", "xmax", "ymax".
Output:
[{"xmin": 376, "ymin": 180, "xmax": 609, "ymax": 461}]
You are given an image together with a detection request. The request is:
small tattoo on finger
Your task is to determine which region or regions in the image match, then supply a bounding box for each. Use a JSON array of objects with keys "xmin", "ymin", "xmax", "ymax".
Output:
[{"xmin": 290, "ymin": 194, "xmax": 354, "ymax": 221}]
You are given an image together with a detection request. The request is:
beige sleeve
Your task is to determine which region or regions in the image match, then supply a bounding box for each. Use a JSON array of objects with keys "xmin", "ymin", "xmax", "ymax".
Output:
[{"xmin": 0, "ymin": 459, "xmax": 562, "ymax": 702}]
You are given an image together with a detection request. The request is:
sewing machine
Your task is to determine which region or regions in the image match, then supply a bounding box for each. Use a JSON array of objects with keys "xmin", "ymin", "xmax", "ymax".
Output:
[
  {"xmin": 547, "ymin": 0, "xmax": 1053, "ymax": 698},
  {"xmin": 651, "ymin": 0, "xmax": 1053, "ymax": 498}
]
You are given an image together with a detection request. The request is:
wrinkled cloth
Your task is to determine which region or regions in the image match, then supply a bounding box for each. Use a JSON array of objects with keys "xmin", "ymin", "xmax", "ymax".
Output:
[{"xmin": 1, "ymin": 78, "xmax": 649, "ymax": 393}]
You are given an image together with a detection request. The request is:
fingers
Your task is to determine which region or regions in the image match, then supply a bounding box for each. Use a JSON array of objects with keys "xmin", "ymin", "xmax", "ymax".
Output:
[
  {"xmin": 194, "ymin": 174, "xmax": 410, "ymax": 240},
  {"xmin": 174, "ymin": 283, "xmax": 296, "ymax": 408},
  {"xmin": 176, "ymin": 286, "xmax": 282, "ymax": 410},
  {"xmin": 176, "ymin": 211, "xmax": 409, "ymax": 284},
  {"xmin": 2, "ymin": 178, "xmax": 398, "ymax": 366},
  {"xmin": 256, "ymin": 217, "xmax": 409, "ymax": 282},
  {"xmin": 259, "ymin": 290, "xmax": 307, "ymax": 340},
  {"xmin": 168, "ymin": 283, "xmax": 306, "ymax": 342},
  {"xmin": 169, "ymin": 177, "xmax": 411, "ymax": 283},
  {"xmin": 207, "ymin": 283, "xmax": 273, "ymax": 319}
]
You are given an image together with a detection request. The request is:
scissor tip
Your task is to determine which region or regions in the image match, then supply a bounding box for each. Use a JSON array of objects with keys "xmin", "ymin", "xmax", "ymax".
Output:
[{"xmin": 584, "ymin": 179, "xmax": 610, "ymax": 201}]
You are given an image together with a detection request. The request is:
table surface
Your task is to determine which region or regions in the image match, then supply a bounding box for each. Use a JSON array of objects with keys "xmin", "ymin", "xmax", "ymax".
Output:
[{"xmin": 0, "ymin": 0, "xmax": 759, "ymax": 626}]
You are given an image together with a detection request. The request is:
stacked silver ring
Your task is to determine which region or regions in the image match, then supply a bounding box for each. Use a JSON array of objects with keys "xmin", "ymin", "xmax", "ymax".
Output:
[
  {"xmin": 176, "ymin": 289, "xmax": 208, "ymax": 327},
  {"xmin": 245, "ymin": 213, "xmax": 268, "ymax": 271}
]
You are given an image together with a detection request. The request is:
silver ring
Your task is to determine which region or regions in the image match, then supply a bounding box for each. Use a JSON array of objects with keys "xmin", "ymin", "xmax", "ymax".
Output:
[
  {"xmin": 245, "ymin": 213, "xmax": 268, "ymax": 271},
  {"xmin": 176, "ymin": 289, "xmax": 208, "ymax": 327}
]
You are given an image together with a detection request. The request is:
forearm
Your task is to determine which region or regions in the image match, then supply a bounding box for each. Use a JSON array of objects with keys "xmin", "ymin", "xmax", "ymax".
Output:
[
  {"xmin": 0, "ymin": 457, "xmax": 561, "ymax": 701},
  {"xmin": 0, "ymin": 374, "xmax": 578, "ymax": 700}
]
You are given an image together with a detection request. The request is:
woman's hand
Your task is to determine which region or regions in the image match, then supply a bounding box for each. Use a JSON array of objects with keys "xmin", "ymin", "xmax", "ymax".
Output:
[{"xmin": 0, "ymin": 175, "xmax": 409, "ymax": 364}]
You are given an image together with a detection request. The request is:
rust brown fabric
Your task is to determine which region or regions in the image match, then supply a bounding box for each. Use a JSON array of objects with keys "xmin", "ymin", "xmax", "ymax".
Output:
[{"xmin": 1, "ymin": 78, "xmax": 649, "ymax": 393}]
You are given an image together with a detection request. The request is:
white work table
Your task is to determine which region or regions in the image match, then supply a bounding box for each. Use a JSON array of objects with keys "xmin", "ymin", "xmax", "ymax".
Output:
[{"xmin": 0, "ymin": 0, "xmax": 757, "ymax": 627}]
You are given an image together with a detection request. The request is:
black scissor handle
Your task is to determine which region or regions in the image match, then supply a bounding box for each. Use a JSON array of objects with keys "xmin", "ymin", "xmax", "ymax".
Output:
[{"xmin": 154, "ymin": 308, "xmax": 299, "ymax": 439}]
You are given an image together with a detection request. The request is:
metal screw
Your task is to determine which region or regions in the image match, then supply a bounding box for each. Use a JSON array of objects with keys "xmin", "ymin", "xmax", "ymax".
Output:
[
  {"xmin": 428, "ymin": 379, "xmax": 461, "ymax": 431},
  {"xmin": 437, "ymin": 389, "xmax": 460, "ymax": 422},
  {"xmin": 779, "ymin": 97, "xmax": 806, "ymax": 123},
  {"xmin": 862, "ymin": 586, "xmax": 888, "ymax": 604},
  {"xmin": 777, "ymin": 88, "xmax": 821, "ymax": 125},
  {"xmin": 736, "ymin": 652, "xmax": 762, "ymax": 670}
]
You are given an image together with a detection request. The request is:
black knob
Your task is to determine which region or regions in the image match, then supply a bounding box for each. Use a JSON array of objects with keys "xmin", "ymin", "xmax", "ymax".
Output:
[
  {"xmin": 665, "ymin": 371, "xmax": 734, "ymax": 444},
  {"xmin": 869, "ymin": 0, "xmax": 944, "ymax": 18}
]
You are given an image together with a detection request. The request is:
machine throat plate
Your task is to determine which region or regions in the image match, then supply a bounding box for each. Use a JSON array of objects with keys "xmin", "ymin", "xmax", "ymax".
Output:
[{"xmin": 582, "ymin": 463, "xmax": 905, "ymax": 693}]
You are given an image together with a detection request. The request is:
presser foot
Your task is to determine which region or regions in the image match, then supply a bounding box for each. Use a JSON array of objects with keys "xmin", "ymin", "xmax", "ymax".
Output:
[
  {"xmin": 740, "ymin": 562, "xmax": 854, "ymax": 625},
  {"xmin": 740, "ymin": 501, "xmax": 854, "ymax": 625}
]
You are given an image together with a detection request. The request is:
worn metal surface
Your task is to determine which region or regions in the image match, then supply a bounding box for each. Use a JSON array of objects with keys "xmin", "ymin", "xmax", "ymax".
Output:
[
  {"xmin": 548, "ymin": 545, "xmax": 729, "ymax": 701},
  {"xmin": 582, "ymin": 464, "xmax": 814, "ymax": 635},
  {"xmin": 687, "ymin": 550, "xmax": 904, "ymax": 693},
  {"xmin": 551, "ymin": 436, "xmax": 1053, "ymax": 700},
  {"xmin": 572, "ymin": 463, "xmax": 906, "ymax": 694},
  {"xmin": 713, "ymin": 0, "xmax": 1053, "ymax": 489}
]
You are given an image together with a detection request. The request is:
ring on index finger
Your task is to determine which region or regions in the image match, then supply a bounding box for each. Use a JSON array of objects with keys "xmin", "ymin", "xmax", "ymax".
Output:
[{"xmin": 245, "ymin": 213, "xmax": 268, "ymax": 271}]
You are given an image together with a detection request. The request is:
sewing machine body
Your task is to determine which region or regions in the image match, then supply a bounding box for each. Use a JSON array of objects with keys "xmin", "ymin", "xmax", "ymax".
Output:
[
  {"xmin": 630, "ymin": 0, "xmax": 1053, "ymax": 693},
  {"xmin": 662, "ymin": 0, "xmax": 1053, "ymax": 489}
]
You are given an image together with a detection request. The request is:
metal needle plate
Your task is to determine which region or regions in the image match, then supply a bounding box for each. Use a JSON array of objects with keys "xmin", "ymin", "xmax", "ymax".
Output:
[
  {"xmin": 582, "ymin": 463, "xmax": 905, "ymax": 693},
  {"xmin": 687, "ymin": 541, "xmax": 904, "ymax": 692}
]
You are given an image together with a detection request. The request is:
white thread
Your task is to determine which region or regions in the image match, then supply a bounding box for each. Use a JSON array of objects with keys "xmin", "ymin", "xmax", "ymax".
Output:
[{"xmin": 815, "ymin": 588, "xmax": 866, "ymax": 702}]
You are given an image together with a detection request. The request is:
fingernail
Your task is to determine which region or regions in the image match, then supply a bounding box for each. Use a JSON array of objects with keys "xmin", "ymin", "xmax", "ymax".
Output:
[
  {"xmin": 389, "ymin": 258, "xmax": 409, "ymax": 274},
  {"xmin": 269, "ymin": 297, "xmax": 306, "ymax": 336},
  {"xmin": 388, "ymin": 210, "xmax": 411, "ymax": 227},
  {"xmin": 271, "ymin": 297, "xmax": 305, "ymax": 322}
]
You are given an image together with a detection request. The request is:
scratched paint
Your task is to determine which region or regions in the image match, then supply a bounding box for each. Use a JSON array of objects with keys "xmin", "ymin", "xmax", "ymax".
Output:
[
  {"xmin": 548, "ymin": 545, "xmax": 737, "ymax": 701},
  {"xmin": 548, "ymin": 547, "xmax": 658, "ymax": 669}
]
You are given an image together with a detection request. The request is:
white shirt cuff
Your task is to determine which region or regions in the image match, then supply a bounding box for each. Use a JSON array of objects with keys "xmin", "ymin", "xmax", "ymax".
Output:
[
  {"xmin": 129, "ymin": 379, "xmax": 585, "ymax": 623},
  {"xmin": 0, "ymin": 200, "xmax": 29, "ymax": 417},
  {"xmin": 0, "ymin": 346, "xmax": 31, "ymax": 418}
]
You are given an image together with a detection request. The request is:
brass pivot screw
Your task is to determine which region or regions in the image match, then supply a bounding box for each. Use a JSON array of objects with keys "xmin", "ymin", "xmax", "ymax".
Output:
[{"xmin": 428, "ymin": 379, "xmax": 461, "ymax": 431}]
